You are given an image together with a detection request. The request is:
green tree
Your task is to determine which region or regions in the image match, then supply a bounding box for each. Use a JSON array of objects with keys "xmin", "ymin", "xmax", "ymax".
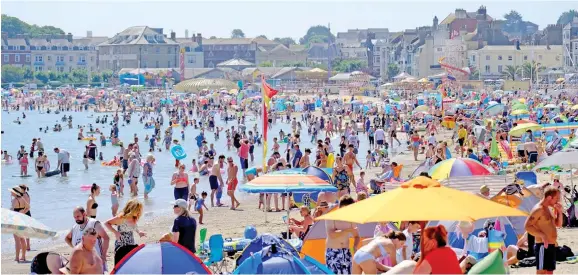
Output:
[
  {"xmin": 256, "ymin": 35, "xmax": 268, "ymax": 39},
  {"xmin": 502, "ymin": 10, "xmax": 526, "ymax": 34},
  {"xmin": 469, "ymin": 69, "xmax": 480, "ymax": 80},
  {"xmin": 1, "ymin": 65, "xmax": 24, "ymax": 83},
  {"xmin": 521, "ymin": 61, "xmax": 545, "ymax": 80},
  {"xmin": 387, "ymin": 63, "xmax": 400, "ymax": 80},
  {"xmin": 1, "ymin": 14, "xmax": 65, "ymax": 37},
  {"xmin": 273, "ymin": 37, "xmax": 297, "ymax": 47},
  {"xmin": 332, "ymin": 60, "xmax": 367, "ymax": 73},
  {"xmin": 557, "ymin": 9, "xmax": 578, "ymax": 25},
  {"xmin": 209, "ymin": 36, "xmax": 217, "ymax": 39},
  {"xmin": 501, "ymin": 65, "xmax": 520, "ymax": 80},
  {"xmin": 101, "ymin": 70, "xmax": 113, "ymax": 82},
  {"xmin": 259, "ymin": 61, "xmax": 273, "ymax": 67},
  {"xmin": 47, "ymin": 71, "xmax": 59, "ymax": 82},
  {"xmin": 91, "ymin": 74, "xmax": 102, "ymax": 83},
  {"xmin": 231, "ymin": 29, "xmax": 245, "ymax": 38},
  {"xmin": 300, "ymin": 25, "xmax": 334, "ymax": 45},
  {"xmin": 34, "ymin": 71, "xmax": 49, "ymax": 84},
  {"xmin": 23, "ymin": 67, "xmax": 34, "ymax": 80}
]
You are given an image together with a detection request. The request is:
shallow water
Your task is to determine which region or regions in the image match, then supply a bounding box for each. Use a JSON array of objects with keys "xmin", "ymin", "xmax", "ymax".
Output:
[{"xmin": 1, "ymin": 108, "xmax": 406, "ymax": 252}]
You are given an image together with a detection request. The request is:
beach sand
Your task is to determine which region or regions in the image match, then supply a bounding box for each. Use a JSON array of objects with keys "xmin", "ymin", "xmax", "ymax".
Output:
[{"xmin": 2, "ymin": 96, "xmax": 577, "ymax": 274}]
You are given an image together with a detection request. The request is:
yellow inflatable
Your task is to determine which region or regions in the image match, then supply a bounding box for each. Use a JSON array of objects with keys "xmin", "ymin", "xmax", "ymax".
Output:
[
  {"xmin": 171, "ymin": 124, "xmax": 181, "ymax": 127},
  {"xmin": 82, "ymin": 137, "xmax": 96, "ymax": 141},
  {"xmin": 326, "ymin": 153, "xmax": 335, "ymax": 168}
]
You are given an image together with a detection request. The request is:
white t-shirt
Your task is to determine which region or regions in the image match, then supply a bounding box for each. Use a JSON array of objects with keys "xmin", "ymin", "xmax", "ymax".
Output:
[
  {"xmin": 396, "ymin": 229, "xmax": 414, "ymax": 262},
  {"xmin": 58, "ymin": 150, "xmax": 70, "ymax": 163},
  {"xmin": 374, "ymin": 129, "xmax": 386, "ymax": 141}
]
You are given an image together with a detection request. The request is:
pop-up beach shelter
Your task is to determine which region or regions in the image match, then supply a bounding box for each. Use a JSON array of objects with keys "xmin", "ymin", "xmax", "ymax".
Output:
[{"xmin": 111, "ymin": 241, "xmax": 211, "ymax": 274}]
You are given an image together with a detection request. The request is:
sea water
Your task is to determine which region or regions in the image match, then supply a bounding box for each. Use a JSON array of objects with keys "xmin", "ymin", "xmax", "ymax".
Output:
[{"xmin": 1, "ymin": 109, "xmax": 405, "ymax": 252}]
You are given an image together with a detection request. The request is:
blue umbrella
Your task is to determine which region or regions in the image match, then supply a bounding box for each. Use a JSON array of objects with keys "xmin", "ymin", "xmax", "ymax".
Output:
[{"xmin": 483, "ymin": 104, "xmax": 505, "ymax": 116}]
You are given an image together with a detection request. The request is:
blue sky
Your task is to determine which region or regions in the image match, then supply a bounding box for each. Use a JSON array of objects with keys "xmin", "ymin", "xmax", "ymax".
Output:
[{"xmin": 2, "ymin": 0, "xmax": 576, "ymax": 39}]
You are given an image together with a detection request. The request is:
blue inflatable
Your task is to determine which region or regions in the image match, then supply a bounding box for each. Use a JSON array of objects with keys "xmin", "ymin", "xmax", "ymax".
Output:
[{"xmin": 171, "ymin": 145, "xmax": 187, "ymax": 160}]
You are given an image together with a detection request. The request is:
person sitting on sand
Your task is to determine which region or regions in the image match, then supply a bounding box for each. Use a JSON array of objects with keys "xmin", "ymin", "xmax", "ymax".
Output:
[
  {"xmin": 351, "ymin": 231, "xmax": 406, "ymax": 275},
  {"xmin": 289, "ymin": 206, "xmax": 313, "ymax": 239},
  {"xmin": 413, "ymin": 225, "xmax": 462, "ymax": 274}
]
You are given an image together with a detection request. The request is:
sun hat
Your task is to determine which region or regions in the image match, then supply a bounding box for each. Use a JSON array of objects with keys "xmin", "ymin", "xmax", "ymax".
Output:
[{"xmin": 171, "ymin": 199, "xmax": 188, "ymax": 209}]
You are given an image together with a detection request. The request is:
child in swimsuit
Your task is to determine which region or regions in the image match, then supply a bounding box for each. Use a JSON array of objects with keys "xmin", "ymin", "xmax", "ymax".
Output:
[
  {"xmin": 196, "ymin": 192, "xmax": 209, "ymax": 224},
  {"xmin": 110, "ymin": 185, "xmax": 119, "ymax": 216},
  {"xmin": 19, "ymin": 153, "xmax": 29, "ymax": 176}
]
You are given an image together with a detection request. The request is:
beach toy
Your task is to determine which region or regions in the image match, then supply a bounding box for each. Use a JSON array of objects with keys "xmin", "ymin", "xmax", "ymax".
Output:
[
  {"xmin": 245, "ymin": 167, "xmax": 258, "ymax": 177},
  {"xmin": 467, "ymin": 250, "xmax": 506, "ymax": 274},
  {"xmin": 44, "ymin": 170, "xmax": 60, "ymax": 177},
  {"xmin": 244, "ymin": 226, "xmax": 258, "ymax": 239},
  {"xmin": 82, "ymin": 137, "xmax": 96, "ymax": 141},
  {"xmin": 326, "ymin": 153, "xmax": 335, "ymax": 168},
  {"xmin": 171, "ymin": 123, "xmax": 181, "ymax": 127},
  {"xmin": 171, "ymin": 145, "xmax": 187, "ymax": 160},
  {"xmin": 144, "ymin": 125, "xmax": 155, "ymax": 129},
  {"xmin": 428, "ymin": 158, "xmax": 491, "ymax": 180}
]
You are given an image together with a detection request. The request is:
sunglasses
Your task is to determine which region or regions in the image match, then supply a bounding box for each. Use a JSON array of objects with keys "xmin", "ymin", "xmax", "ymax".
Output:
[{"xmin": 173, "ymin": 205, "xmax": 179, "ymax": 208}]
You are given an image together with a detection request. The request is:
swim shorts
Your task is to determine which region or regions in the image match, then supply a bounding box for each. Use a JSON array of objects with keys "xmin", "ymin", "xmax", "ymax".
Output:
[
  {"xmin": 534, "ymin": 243, "xmax": 556, "ymax": 271},
  {"xmin": 227, "ymin": 178, "xmax": 238, "ymax": 192},
  {"xmin": 209, "ymin": 175, "xmax": 219, "ymax": 190}
]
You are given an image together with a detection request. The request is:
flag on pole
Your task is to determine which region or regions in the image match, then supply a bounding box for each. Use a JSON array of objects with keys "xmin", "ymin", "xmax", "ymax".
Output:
[{"xmin": 261, "ymin": 75, "xmax": 278, "ymax": 173}]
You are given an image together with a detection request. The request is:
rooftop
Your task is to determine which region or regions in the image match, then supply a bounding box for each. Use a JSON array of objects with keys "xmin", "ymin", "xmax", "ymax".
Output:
[{"xmin": 100, "ymin": 26, "xmax": 178, "ymax": 46}]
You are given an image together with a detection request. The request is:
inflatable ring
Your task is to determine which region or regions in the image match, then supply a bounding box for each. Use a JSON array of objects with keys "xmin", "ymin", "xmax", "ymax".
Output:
[{"xmin": 171, "ymin": 145, "xmax": 187, "ymax": 160}]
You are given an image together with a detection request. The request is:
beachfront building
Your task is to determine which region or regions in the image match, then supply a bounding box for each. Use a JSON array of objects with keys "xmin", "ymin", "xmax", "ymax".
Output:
[
  {"xmin": 255, "ymin": 44, "xmax": 308, "ymax": 67},
  {"xmin": 202, "ymin": 37, "xmax": 279, "ymax": 68},
  {"xmin": 563, "ymin": 17, "xmax": 578, "ymax": 71},
  {"xmin": 471, "ymin": 45, "xmax": 564, "ymax": 79},
  {"xmin": 27, "ymin": 32, "xmax": 104, "ymax": 73},
  {"xmin": 175, "ymin": 32, "xmax": 204, "ymax": 69},
  {"xmin": 97, "ymin": 26, "xmax": 179, "ymax": 72},
  {"xmin": 1, "ymin": 33, "xmax": 30, "ymax": 68}
]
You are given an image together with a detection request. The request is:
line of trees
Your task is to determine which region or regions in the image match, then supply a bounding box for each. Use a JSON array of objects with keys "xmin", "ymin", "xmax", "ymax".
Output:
[
  {"xmin": 1, "ymin": 65, "xmax": 113, "ymax": 85},
  {"xmin": 500, "ymin": 62, "xmax": 546, "ymax": 81}
]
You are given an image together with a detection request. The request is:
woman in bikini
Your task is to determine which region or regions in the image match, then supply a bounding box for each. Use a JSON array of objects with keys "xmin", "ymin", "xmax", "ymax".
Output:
[
  {"xmin": 10, "ymin": 186, "xmax": 27, "ymax": 262},
  {"xmin": 352, "ymin": 231, "xmax": 406, "ymax": 275},
  {"xmin": 86, "ymin": 183, "xmax": 100, "ymax": 218},
  {"xmin": 171, "ymin": 164, "xmax": 190, "ymax": 200},
  {"xmin": 35, "ymin": 153, "xmax": 45, "ymax": 177}
]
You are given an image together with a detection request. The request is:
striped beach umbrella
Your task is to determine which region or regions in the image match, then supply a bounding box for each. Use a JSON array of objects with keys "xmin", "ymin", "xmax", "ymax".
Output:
[
  {"xmin": 1, "ymin": 208, "xmax": 57, "ymax": 239},
  {"xmin": 428, "ymin": 158, "xmax": 492, "ymax": 180},
  {"xmin": 240, "ymin": 174, "xmax": 337, "ymax": 194}
]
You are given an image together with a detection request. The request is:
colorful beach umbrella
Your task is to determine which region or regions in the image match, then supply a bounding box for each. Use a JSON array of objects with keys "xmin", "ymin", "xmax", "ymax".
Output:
[
  {"xmin": 316, "ymin": 176, "xmax": 527, "ymax": 223},
  {"xmin": 511, "ymin": 109, "xmax": 529, "ymax": 116},
  {"xmin": 111, "ymin": 242, "xmax": 211, "ymax": 274},
  {"xmin": 509, "ymin": 123, "xmax": 542, "ymax": 137},
  {"xmin": 239, "ymin": 174, "xmax": 337, "ymax": 194},
  {"xmin": 511, "ymin": 103, "xmax": 528, "ymax": 111},
  {"xmin": 483, "ymin": 104, "xmax": 505, "ymax": 116},
  {"xmin": 1, "ymin": 208, "xmax": 57, "ymax": 239},
  {"xmin": 571, "ymin": 104, "xmax": 578, "ymax": 111},
  {"xmin": 428, "ymin": 158, "xmax": 491, "ymax": 180}
]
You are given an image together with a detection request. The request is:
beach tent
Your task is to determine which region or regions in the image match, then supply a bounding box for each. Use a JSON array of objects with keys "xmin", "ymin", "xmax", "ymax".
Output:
[
  {"xmin": 301, "ymin": 205, "xmax": 398, "ymax": 264},
  {"xmin": 111, "ymin": 242, "xmax": 211, "ymax": 274},
  {"xmin": 235, "ymin": 234, "xmax": 299, "ymax": 267},
  {"xmin": 234, "ymin": 245, "xmax": 332, "ymax": 274}
]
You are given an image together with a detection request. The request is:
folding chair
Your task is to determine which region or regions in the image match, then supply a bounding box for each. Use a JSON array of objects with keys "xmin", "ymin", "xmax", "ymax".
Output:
[
  {"xmin": 204, "ymin": 234, "xmax": 227, "ymax": 273},
  {"xmin": 197, "ymin": 228, "xmax": 208, "ymax": 255}
]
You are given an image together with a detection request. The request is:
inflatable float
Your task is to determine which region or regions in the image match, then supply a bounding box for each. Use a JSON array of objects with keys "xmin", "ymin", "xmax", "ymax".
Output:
[
  {"xmin": 171, "ymin": 124, "xmax": 181, "ymax": 128},
  {"xmin": 144, "ymin": 125, "xmax": 155, "ymax": 129},
  {"xmin": 81, "ymin": 137, "xmax": 97, "ymax": 141},
  {"xmin": 467, "ymin": 249, "xmax": 506, "ymax": 274},
  {"xmin": 80, "ymin": 185, "xmax": 92, "ymax": 191},
  {"xmin": 441, "ymin": 116, "xmax": 456, "ymax": 129},
  {"xmin": 326, "ymin": 153, "xmax": 335, "ymax": 168},
  {"xmin": 499, "ymin": 140, "xmax": 513, "ymax": 159},
  {"xmin": 171, "ymin": 145, "xmax": 187, "ymax": 160},
  {"xmin": 45, "ymin": 170, "xmax": 61, "ymax": 177},
  {"xmin": 101, "ymin": 159, "xmax": 120, "ymax": 166}
]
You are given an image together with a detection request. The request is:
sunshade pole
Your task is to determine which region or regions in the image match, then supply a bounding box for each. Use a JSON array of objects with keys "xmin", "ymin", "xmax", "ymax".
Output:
[{"xmin": 287, "ymin": 191, "xmax": 290, "ymax": 240}]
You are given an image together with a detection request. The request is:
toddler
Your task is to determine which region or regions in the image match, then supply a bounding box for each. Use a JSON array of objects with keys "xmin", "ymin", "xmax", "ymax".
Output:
[
  {"xmin": 110, "ymin": 185, "xmax": 119, "ymax": 216},
  {"xmin": 196, "ymin": 191, "xmax": 209, "ymax": 224},
  {"xmin": 355, "ymin": 171, "xmax": 368, "ymax": 196}
]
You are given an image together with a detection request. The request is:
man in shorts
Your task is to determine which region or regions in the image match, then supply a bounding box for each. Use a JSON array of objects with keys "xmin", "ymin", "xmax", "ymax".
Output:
[
  {"xmin": 525, "ymin": 187, "xmax": 563, "ymax": 274},
  {"xmin": 54, "ymin": 147, "xmax": 70, "ymax": 177},
  {"xmin": 209, "ymin": 155, "xmax": 225, "ymax": 207},
  {"xmin": 226, "ymin": 157, "xmax": 240, "ymax": 210}
]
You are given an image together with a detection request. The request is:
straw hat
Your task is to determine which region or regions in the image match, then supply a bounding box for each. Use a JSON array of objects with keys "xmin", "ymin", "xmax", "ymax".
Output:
[{"xmin": 9, "ymin": 186, "xmax": 24, "ymax": 197}]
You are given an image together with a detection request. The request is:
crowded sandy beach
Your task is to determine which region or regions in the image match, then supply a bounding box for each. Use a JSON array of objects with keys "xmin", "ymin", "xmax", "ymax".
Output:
[{"xmin": 1, "ymin": 80, "xmax": 578, "ymax": 275}]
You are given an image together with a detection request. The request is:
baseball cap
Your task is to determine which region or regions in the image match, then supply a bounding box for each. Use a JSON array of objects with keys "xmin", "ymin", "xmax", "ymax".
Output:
[{"xmin": 171, "ymin": 199, "xmax": 188, "ymax": 209}]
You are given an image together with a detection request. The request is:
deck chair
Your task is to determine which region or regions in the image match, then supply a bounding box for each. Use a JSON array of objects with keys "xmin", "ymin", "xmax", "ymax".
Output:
[
  {"xmin": 197, "ymin": 228, "xmax": 208, "ymax": 255},
  {"xmin": 204, "ymin": 234, "xmax": 227, "ymax": 273}
]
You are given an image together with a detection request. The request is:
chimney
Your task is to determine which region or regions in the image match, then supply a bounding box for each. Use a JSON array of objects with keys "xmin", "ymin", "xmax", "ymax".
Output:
[
  {"xmin": 185, "ymin": 30, "xmax": 189, "ymax": 39},
  {"xmin": 67, "ymin": 33, "xmax": 73, "ymax": 42},
  {"xmin": 170, "ymin": 31, "xmax": 176, "ymax": 40},
  {"xmin": 87, "ymin": 31, "xmax": 93, "ymax": 38},
  {"xmin": 196, "ymin": 33, "xmax": 202, "ymax": 47}
]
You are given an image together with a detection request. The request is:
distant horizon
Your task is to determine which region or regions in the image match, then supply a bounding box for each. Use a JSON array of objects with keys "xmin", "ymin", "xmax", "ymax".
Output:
[{"xmin": 1, "ymin": 1, "xmax": 576, "ymax": 40}]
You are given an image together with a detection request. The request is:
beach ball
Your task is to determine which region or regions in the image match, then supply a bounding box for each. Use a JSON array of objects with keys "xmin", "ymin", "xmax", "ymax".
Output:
[{"xmin": 244, "ymin": 226, "xmax": 257, "ymax": 239}]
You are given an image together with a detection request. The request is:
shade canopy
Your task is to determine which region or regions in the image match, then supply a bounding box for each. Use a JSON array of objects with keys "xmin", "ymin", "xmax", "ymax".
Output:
[
  {"xmin": 429, "ymin": 158, "xmax": 492, "ymax": 180},
  {"xmin": 174, "ymin": 78, "xmax": 237, "ymax": 93},
  {"xmin": 316, "ymin": 176, "xmax": 528, "ymax": 223},
  {"xmin": 239, "ymin": 174, "xmax": 337, "ymax": 194},
  {"xmin": 534, "ymin": 149, "xmax": 578, "ymax": 169},
  {"xmin": 1, "ymin": 208, "xmax": 57, "ymax": 239},
  {"xmin": 509, "ymin": 123, "xmax": 542, "ymax": 137}
]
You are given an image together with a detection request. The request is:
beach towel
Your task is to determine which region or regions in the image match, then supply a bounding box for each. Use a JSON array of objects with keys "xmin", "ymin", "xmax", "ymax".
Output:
[{"xmin": 466, "ymin": 235, "xmax": 489, "ymax": 260}]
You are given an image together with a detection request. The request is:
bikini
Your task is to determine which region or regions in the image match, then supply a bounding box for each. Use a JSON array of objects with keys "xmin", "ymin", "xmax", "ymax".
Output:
[
  {"xmin": 353, "ymin": 240, "xmax": 389, "ymax": 264},
  {"xmin": 90, "ymin": 202, "xmax": 98, "ymax": 218}
]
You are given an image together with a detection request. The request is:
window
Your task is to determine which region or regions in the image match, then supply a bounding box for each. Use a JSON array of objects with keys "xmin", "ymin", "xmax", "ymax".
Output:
[
  {"xmin": 524, "ymin": 55, "xmax": 528, "ymax": 60},
  {"xmin": 34, "ymin": 66, "xmax": 43, "ymax": 71},
  {"xmin": 47, "ymin": 56, "xmax": 52, "ymax": 61},
  {"xmin": 57, "ymin": 56, "xmax": 65, "ymax": 62},
  {"xmin": 51, "ymin": 46, "xmax": 57, "ymax": 50},
  {"xmin": 15, "ymin": 55, "xmax": 20, "ymax": 62},
  {"xmin": 486, "ymin": 55, "xmax": 490, "ymax": 60},
  {"xmin": 79, "ymin": 56, "xmax": 86, "ymax": 62},
  {"xmin": 19, "ymin": 46, "xmax": 25, "ymax": 51},
  {"xmin": 168, "ymin": 47, "xmax": 172, "ymax": 54},
  {"xmin": 8, "ymin": 46, "xmax": 14, "ymax": 50},
  {"xmin": 155, "ymin": 47, "xmax": 160, "ymax": 54},
  {"xmin": 26, "ymin": 54, "xmax": 30, "ymax": 62},
  {"xmin": 70, "ymin": 56, "xmax": 73, "ymax": 62},
  {"xmin": 168, "ymin": 61, "xmax": 171, "ymax": 67},
  {"xmin": 40, "ymin": 46, "xmax": 47, "ymax": 50},
  {"xmin": 30, "ymin": 46, "xmax": 36, "ymax": 50},
  {"xmin": 375, "ymin": 56, "xmax": 380, "ymax": 63},
  {"xmin": 472, "ymin": 55, "xmax": 476, "ymax": 62},
  {"xmin": 143, "ymin": 61, "xmax": 147, "ymax": 68},
  {"xmin": 508, "ymin": 56, "xmax": 512, "ymax": 61},
  {"xmin": 187, "ymin": 55, "xmax": 196, "ymax": 63},
  {"xmin": 35, "ymin": 55, "xmax": 43, "ymax": 62},
  {"xmin": 156, "ymin": 61, "xmax": 159, "ymax": 67},
  {"xmin": 57, "ymin": 66, "xmax": 64, "ymax": 72},
  {"xmin": 3, "ymin": 54, "xmax": 8, "ymax": 62},
  {"xmin": 62, "ymin": 46, "xmax": 68, "ymax": 51},
  {"xmin": 498, "ymin": 55, "xmax": 502, "ymax": 60},
  {"xmin": 90, "ymin": 56, "xmax": 94, "ymax": 62},
  {"xmin": 485, "ymin": 65, "xmax": 490, "ymax": 73},
  {"xmin": 498, "ymin": 65, "xmax": 503, "ymax": 73},
  {"xmin": 47, "ymin": 66, "xmax": 52, "ymax": 71},
  {"xmin": 538, "ymin": 55, "xmax": 543, "ymax": 60}
]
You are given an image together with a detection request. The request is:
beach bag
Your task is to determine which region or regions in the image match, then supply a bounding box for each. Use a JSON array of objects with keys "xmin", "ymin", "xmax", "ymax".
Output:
[{"xmin": 556, "ymin": 245, "xmax": 574, "ymax": 261}]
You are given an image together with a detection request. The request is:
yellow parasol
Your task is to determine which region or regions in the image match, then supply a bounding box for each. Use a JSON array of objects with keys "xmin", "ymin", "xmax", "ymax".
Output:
[
  {"xmin": 571, "ymin": 104, "xmax": 578, "ymax": 111},
  {"xmin": 508, "ymin": 123, "xmax": 542, "ymax": 137},
  {"xmin": 510, "ymin": 109, "xmax": 529, "ymax": 116},
  {"xmin": 316, "ymin": 177, "xmax": 527, "ymax": 223}
]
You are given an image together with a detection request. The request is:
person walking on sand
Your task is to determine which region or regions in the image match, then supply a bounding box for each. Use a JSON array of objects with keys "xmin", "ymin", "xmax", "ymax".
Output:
[
  {"xmin": 524, "ymin": 186, "xmax": 563, "ymax": 274},
  {"xmin": 209, "ymin": 155, "xmax": 225, "ymax": 207},
  {"xmin": 226, "ymin": 157, "xmax": 240, "ymax": 210}
]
